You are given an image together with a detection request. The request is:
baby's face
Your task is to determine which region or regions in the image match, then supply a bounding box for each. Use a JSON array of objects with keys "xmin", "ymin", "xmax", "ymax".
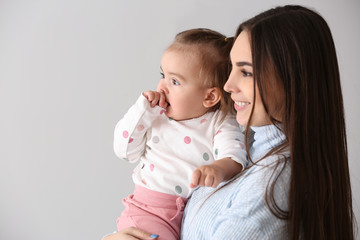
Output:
[{"xmin": 157, "ymin": 48, "xmax": 209, "ymax": 121}]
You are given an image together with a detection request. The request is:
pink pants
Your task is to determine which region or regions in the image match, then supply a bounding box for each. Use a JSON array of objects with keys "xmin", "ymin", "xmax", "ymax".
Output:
[{"xmin": 117, "ymin": 185, "xmax": 188, "ymax": 240}]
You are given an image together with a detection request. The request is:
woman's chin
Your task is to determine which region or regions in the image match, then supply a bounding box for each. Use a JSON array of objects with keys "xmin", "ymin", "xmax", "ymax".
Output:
[{"xmin": 236, "ymin": 115, "xmax": 248, "ymax": 126}]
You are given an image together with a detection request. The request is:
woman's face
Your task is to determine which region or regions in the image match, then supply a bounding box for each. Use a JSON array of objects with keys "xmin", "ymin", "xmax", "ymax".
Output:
[{"xmin": 224, "ymin": 31, "xmax": 271, "ymax": 127}]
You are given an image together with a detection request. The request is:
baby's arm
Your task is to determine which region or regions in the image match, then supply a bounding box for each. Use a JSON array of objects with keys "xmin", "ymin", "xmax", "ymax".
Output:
[
  {"xmin": 191, "ymin": 111, "xmax": 247, "ymax": 188},
  {"xmin": 114, "ymin": 93, "xmax": 165, "ymax": 162},
  {"xmin": 190, "ymin": 158, "xmax": 243, "ymax": 188}
]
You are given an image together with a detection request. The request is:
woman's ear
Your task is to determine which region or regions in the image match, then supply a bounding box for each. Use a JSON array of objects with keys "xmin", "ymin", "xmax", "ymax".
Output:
[{"xmin": 203, "ymin": 87, "xmax": 222, "ymax": 108}]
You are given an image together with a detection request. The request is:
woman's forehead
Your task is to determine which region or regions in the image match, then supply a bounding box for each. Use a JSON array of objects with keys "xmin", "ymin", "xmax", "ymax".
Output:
[{"xmin": 230, "ymin": 31, "xmax": 252, "ymax": 63}]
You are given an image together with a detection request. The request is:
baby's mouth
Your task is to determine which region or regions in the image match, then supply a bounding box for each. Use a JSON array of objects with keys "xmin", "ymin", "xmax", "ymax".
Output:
[{"xmin": 162, "ymin": 100, "xmax": 170, "ymax": 110}]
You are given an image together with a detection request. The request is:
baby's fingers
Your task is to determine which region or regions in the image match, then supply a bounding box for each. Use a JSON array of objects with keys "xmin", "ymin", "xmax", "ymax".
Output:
[
  {"xmin": 190, "ymin": 169, "xmax": 201, "ymax": 188},
  {"xmin": 158, "ymin": 91, "xmax": 168, "ymax": 109},
  {"xmin": 204, "ymin": 175, "xmax": 215, "ymax": 188},
  {"xmin": 142, "ymin": 91, "xmax": 160, "ymax": 107},
  {"xmin": 142, "ymin": 91, "xmax": 154, "ymax": 101}
]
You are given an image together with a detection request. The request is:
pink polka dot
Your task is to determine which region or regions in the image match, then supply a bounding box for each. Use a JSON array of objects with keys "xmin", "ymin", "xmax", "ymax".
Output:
[
  {"xmin": 240, "ymin": 142, "xmax": 245, "ymax": 149},
  {"xmin": 184, "ymin": 136, "xmax": 191, "ymax": 144},
  {"xmin": 142, "ymin": 179, "xmax": 147, "ymax": 185},
  {"xmin": 129, "ymin": 137, "xmax": 133, "ymax": 143},
  {"xmin": 200, "ymin": 118, "xmax": 207, "ymax": 124},
  {"xmin": 150, "ymin": 164, "xmax": 154, "ymax": 171},
  {"xmin": 122, "ymin": 130, "xmax": 129, "ymax": 138},
  {"xmin": 137, "ymin": 125, "xmax": 144, "ymax": 131},
  {"xmin": 216, "ymin": 130, "xmax": 222, "ymax": 135},
  {"xmin": 160, "ymin": 109, "xmax": 166, "ymax": 115}
]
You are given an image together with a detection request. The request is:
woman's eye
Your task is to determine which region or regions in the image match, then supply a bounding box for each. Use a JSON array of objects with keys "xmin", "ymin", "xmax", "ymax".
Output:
[
  {"xmin": 241, "ymin": 70, "xmax": 253, "ymax": 77},
  {"xmin": 160, "ymin": 72, "xmax": 165, "ymax": 79},
  {"xmin": 171, "ymin": 79, "xmax": 180, "ymax": 86},
  {"xmin": 228, "ymin": 62, "xmax": 233, "ymax": 73}
]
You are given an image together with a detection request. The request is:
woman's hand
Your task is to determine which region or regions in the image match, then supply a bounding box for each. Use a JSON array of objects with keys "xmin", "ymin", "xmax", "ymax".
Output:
[{"xmin": 103, "ymin": 227, "xmax": 159, "ymax": 240}]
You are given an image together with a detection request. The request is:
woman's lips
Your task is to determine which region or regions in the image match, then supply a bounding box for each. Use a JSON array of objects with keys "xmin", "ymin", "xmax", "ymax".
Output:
[{"xmin": 234, "ymin": 101, "xmax": 250, "ymax": 111}]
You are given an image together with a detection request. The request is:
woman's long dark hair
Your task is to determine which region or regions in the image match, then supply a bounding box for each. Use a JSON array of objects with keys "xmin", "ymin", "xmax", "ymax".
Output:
[{"xmin": 238, "ymin": 5, "xmax": 355, "ymax": 239}]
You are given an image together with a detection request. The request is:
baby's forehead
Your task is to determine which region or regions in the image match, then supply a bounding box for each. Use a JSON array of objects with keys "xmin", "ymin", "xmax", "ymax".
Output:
[
  {"xmin": 165, "ymin": 43, "xmax": 200, "ymax": 56},
  {"xmin": 162, "ymin": 45, "xmax": 202, "ymax": 65},
  {"xmin": 161, "ymin": 48, "xmax": 207, "ymax": 83}
]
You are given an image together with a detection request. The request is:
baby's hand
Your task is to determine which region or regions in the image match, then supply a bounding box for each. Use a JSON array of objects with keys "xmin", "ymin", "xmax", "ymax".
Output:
[
  {"xmin": 190, "ymin": 165, "xmax": 225, "ymax": 189},
  {"xmin": 142, "ymin": 91, "xmax": 168, "ymax": 108}
]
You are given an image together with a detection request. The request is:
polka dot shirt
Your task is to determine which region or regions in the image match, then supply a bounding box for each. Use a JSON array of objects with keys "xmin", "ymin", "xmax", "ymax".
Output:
[{"xmin": 114, "ymin": 94, "xmax": 247, "ymax": 198}]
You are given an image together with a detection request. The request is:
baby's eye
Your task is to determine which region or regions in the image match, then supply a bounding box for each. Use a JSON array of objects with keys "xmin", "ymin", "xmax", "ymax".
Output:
[
  {"xmin": 160, "ymin": 72, "xmax": 165, "ymax": 79},
  {"xmin": 171, "ymin": 79, "xmax": 180, "ymax": 86}
]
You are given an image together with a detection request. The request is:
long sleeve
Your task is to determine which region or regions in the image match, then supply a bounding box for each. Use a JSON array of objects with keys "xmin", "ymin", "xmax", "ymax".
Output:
[
  {"xmin": 113, "ymin": 94, "xmax": 164, "ymax": 163},
  {"xmin": 213, "ymin": 113, "xmax": 247, "ymax": 168},
  {"xmin": 181, "ymin": 125, "xmax": 291, "ymax": 239},
  {"xmin": 181, "ymin": 160, "xmax": 290, "ymax": 240},
  {"xmin": 210, "ymin": 160, "xmax": 290, "ymax": 239},
  {"xmin": 114, "ymin": 100, "xmax": 249, "ymax": 198}
]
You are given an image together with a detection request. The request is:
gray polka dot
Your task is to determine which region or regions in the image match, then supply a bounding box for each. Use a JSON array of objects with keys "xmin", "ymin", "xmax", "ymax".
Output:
[
  {"xmin": 152, "ymin": 136, "xmax": 160, "ymax": 144},
  {"xmin": 122, "ymin": 158, "xmax": 129, "ymax": 162},
  {"xmin": 175, "ymin": 185, "xmax": 182, "ymax": 194},
  {"xmin": 203, "ymin": 152, "xmax": 210, "ymax": 161},
  {"xmin": 215, "ymin": 149, "xmax": 219, "ymax": 155}
]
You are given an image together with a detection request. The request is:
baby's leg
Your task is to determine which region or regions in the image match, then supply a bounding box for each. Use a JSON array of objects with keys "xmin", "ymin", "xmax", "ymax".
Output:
[
  {"xmin": 117, "ymin": 186, "xmax": 187, "ymax": 240},
  {"xmin": 117, "ymin": 203, "xmax": 178, "ymax": 240}
]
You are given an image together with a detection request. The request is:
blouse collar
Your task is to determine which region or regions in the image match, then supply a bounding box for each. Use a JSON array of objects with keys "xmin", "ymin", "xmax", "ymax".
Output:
[{"xmin": 249, "ymin": 124, "xmax": 287, "ymax": 162}]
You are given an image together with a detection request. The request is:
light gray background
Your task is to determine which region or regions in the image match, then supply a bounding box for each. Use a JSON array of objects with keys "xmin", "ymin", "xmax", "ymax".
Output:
[{"xmin": 1, "ymin": 0, "xmax": 359, "ymax": 239}]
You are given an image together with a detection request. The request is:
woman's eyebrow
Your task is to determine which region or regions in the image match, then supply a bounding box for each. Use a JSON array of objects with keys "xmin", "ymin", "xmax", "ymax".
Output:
[{"xmin": 236, "ymin": 61, "xmax": 252, "ymax": 67}]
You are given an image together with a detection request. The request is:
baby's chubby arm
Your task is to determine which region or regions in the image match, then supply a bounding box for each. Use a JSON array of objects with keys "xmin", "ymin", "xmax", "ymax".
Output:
[
  {"xmin": 142, "ymin": 91, "xmax": 168, "ymax": 109},
  {"xmin": 190, "ymin": 158, "xmax": 243, "ymax": 188},
  {"xmin": 114, "ymin": 91, "xmax": 167, "ymax": 162}
]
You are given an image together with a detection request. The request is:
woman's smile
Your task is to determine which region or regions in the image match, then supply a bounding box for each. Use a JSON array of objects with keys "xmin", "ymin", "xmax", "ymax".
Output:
[{"xmin": 234, "ymin": 101, "xmax": 250, "ymax": 111}]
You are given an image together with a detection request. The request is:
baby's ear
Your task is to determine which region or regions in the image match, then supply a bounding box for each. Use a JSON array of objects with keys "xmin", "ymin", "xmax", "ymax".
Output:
[{"xmin": 203, "ymin": 87, "xmax": 221, "ymax": 108}]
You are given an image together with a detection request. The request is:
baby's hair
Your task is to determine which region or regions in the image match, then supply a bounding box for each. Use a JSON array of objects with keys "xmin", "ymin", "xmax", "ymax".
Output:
[{"xmin": 169, "ymin": 28, "xmax": 234, "ymax": 114}]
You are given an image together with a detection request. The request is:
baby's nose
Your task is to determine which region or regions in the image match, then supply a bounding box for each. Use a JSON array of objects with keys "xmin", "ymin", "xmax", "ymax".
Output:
[{"xmin": 157, "ymin": 81, "xmax": 168, "ymax": 94}]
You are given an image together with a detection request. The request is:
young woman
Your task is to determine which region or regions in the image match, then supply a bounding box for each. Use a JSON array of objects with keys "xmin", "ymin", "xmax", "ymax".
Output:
[
  {"xmin": 182, "ymin": 5, "xmax": 354, "ymax": 239},
  {"xmin": 104, "ymin": 5, "xmax": 355, "ymax": 240}
]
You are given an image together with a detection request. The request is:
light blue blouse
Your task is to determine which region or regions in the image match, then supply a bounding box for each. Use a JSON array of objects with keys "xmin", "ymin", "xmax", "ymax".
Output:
[{"xmin": 181, "ymin": 125, "xmax": 291, "ymax": 240}]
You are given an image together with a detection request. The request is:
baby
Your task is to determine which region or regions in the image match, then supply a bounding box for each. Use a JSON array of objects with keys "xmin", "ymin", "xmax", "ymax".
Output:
[{"xmin": 113, "ymin": 28, "xmax": 247, "ymax": 240}]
